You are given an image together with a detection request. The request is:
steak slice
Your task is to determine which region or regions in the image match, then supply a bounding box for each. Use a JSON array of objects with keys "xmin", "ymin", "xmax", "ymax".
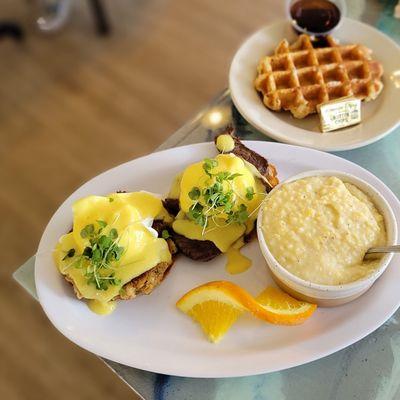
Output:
[
  {"xmin": 172, "ymin": 232, "xmax": 221, "ymax": 261},
  {"xmin": 214, "ymin": 127, "xmax": 279, "ymax": 191},
  {"xmin": 162, "ymin": 198, "xmax": 180, "ymax": 217},
  {"xmin": 170, "ymin": 225, "xmax": 257, "ymax": 262},
  {"xmin": 164, "ymin": 130, "xmax": 278, "ymax": 262},
  {"xmin": 160, "ymin": 203, "xmax": 222, "ymax": 261}
]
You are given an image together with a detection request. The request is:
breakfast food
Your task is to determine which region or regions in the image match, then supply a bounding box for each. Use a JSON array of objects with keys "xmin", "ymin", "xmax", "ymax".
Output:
[
  {"xmin": 177, "ymin": 281, "xmax": 316, "ymax": 343},
  {"xmin": 254, "ymin": 34, "xmax": 384, "ymax": 119},
  {"xmin": 261, "ymin": 176, "xmax": 387, "ymax": 285},
  {"xmin": 53, "ymin": 192, "xmax": 176, "ymax": 315},
  {"xmin": 163, "ymin": 130, "xmax": 278, "ymax": 270}
]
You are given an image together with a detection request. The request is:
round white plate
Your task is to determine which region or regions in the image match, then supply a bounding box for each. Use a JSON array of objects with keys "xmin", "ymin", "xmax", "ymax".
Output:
[
  {"xmin": 229, "ymin": 19, "xmax": 400, "ymax": 151},
  {"xmin": 35, "ymin": 142, "xmax": 400, "ymax": 378}
]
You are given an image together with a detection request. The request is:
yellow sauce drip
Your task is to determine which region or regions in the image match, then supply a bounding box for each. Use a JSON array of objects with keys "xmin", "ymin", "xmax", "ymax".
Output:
[
  {"xmin": 172, "ymin": 218, "xmax": 246, "ymax": 252},
  {"xmin": 225, "ymin": 248, "xmax": 252, "ymax": 275},
  {"xmin": 88, "ymin": 300, "xmax": 116, "ymax": 315}
]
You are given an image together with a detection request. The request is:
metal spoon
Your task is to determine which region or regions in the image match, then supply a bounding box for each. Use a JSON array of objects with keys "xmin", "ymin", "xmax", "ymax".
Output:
[{"xmin": 364, "ymin": 245, "xmax": 400, "ymax": 260}]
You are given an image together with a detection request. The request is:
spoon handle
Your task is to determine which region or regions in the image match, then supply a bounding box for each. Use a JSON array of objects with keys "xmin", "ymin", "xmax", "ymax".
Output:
[{"xmin": 366, "ymin": 245, "xmax": 400, "ymax": 254}]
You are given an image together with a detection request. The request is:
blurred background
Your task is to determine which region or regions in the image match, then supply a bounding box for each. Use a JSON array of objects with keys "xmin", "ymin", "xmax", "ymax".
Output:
[
  {"xmin": 0, "ymin": 1, "xmax": 286, "ymax": 399},
  {"xmin": 1, "ymin": 0, "xmax": 391, "ymax": 398}
]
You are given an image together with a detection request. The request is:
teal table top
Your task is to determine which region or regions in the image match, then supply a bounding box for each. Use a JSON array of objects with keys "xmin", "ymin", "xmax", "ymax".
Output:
[{"xmin": 13, "ymin": 1, "xmax": 400, "ymax": 399}]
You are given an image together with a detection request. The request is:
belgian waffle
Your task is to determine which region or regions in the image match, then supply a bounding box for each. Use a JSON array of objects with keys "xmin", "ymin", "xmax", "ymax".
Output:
[{"xmin": 254, "ymin": 34, "xmax": 384, "ymax": 119}]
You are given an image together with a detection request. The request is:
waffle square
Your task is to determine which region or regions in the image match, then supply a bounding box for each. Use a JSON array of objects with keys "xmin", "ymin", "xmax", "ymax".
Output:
[{"xmin": 254, "ymin": 35, "xmax": 384, "ymax": 119}]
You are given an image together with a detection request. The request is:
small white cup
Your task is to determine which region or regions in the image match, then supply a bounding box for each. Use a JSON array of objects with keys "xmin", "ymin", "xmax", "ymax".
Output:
[{"xmin": 257, "ymin": 170, "xmax": 398, "ymax": 307}]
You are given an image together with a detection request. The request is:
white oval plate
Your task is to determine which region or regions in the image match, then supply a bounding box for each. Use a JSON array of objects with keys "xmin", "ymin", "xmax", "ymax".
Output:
[
  {"xmin": 35, "ymin": 142, "xmax": 400, "ymax": 378},
  {"xmin": 229, "ymin": 19, "xmax": 400, "ymax": 151}
]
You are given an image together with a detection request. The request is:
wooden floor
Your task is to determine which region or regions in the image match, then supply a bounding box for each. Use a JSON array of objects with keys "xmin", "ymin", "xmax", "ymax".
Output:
[{"xmin": 0, "ymin": 1, "xmax": 283, "ymax": 398}]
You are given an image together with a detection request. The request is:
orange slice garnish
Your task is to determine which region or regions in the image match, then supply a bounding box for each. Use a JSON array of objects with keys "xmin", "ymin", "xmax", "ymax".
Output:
[
  {"xmin": 176, "ymin": 281, "xmax": 246, "ymax": 343},
  {"xmin": 256, "ymin": 286, "xmax": 317, "ymax": 325},
  {"xmin": 176, "ymin": 281, "xmax": 316, "ymax": 343}
]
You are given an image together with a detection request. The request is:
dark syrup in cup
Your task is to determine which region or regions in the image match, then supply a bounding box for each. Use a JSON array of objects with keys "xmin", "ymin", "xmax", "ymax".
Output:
[{"xmin": 290, "ymin": 0, "xmax": 341, "ymax": 35}]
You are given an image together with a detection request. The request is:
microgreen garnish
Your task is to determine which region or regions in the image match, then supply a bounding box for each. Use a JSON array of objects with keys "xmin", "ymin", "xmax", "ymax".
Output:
[
  {"xmin": 188, "ymin": 203, "xmax": 206, "ymax": 227},
  {"xmin": 246, "ymin": 186, "xmax": 255, "ymax": 200},
  {"xmin": 188, "ymin": 187, "xmax": 201, "ymax": 200},
  {"xmin": 227, "ymin": 203, "xmax": 249, "ymax": 224},
  {"xmin": 203, "ymin": 158, "xmax": 218, "ymax": 177},
  {"xmin": 187, "ymin": 158, "xmax": 254, "ymax": 231},
  {"xmin": 66, "ymin": 221, "xmax": 124, "ymax": 290},
  {"xmin": 161, "ymin": 229, "xmax": 170, "ymax": 239},
  {"xmin": 109, "ymin": 197, "xmax": 114, "ymax": 202},
  {"xmin": 97, "ymin": 220, "xmax": 107, "ymax": 229},
  {"xmin": 80, "ymin": 223, "xmax": 94, "ymax": 238}
]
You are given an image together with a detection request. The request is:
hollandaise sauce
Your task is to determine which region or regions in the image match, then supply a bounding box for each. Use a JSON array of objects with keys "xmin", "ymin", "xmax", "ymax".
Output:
[
  {"xmin": 53, "ymin": 192, "xmax": 172, "ymax": 315},
  {"xmin": 88, "ymin": 300, "xmax": 116, "ymax": 315},
  {"xmin": 225, "ymin": 248, "xmax": 252, "ymax": 275},
  {"xmin": 172, "ymin": 153, "xmax": 265, "ymax": 267}
]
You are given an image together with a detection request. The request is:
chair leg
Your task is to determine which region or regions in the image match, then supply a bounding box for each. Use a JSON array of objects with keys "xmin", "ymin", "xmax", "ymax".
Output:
[
  {"xmin": 88, "ymin": 0, "xmax": 111, "ymax": 35},
  {"xmin": 0, "ymin": 22, "xmax": 24, "ymax": 41}
]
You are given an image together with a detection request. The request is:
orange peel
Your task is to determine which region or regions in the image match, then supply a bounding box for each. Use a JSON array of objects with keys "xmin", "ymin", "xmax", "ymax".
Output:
[{"xmin": 177, "ymin": 281, "xmax": 317, "ymax": 342}]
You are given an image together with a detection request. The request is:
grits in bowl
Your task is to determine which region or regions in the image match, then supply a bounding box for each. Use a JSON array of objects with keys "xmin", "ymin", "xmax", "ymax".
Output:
[
  {"xmin": 257, "ymin": 170, "xmax": 397, "ymax": 306},
  {"xmin": 261, "ymin": 175, "xmax": 387, "ymax": 286}
]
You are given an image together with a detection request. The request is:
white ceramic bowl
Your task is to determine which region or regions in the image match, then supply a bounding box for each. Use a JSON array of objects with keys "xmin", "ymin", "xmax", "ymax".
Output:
[{"xmin": 257, "ymin": 170, "xmax": 398, "ymax": 307}]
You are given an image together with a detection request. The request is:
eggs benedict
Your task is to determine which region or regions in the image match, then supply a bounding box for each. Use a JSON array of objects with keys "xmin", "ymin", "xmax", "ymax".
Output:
[
  {"xmin": 164, "ymin": 130, "xmax": 279, "ymax": 271},
  {"xmin": 53, "ymin": 191, "xmax": 176, "ymax": 315}
]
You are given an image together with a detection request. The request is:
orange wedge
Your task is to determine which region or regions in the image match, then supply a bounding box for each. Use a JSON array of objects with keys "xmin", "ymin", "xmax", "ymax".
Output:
[
  {"xmin": 176, "ymin": 281, "xmax": 246, "ymax": 343},
  {"xmin": 176, "ymin": 281, "xmax": 317, "ymax": 342},
  {"xmin": 256, "ymin": 286, "xmax": 317, "ymax": 325}
]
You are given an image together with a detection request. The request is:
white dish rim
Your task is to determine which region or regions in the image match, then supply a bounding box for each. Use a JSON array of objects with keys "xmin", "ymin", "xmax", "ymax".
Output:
[
  {"xmin": 34, "ymin": 141, "xmax": 400, "ymax": 378},
  {"xmin": 229, "ymin": 18, "xmax": 400, "ymax": 151}
]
